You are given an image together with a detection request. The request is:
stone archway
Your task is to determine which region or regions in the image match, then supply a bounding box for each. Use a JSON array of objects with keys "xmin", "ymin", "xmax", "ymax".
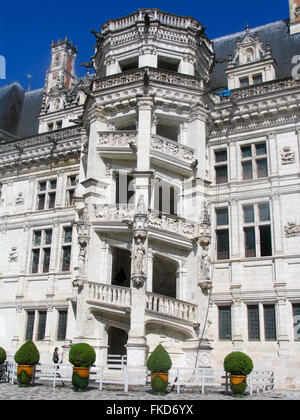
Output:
[{"xmin": 107, "ymin": 326, "xmax": 128, "ymax": 357}]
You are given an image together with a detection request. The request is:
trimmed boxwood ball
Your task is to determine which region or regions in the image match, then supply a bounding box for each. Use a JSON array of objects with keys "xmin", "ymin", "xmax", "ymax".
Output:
[
  {"xmin": 0, "ymin": 346, "xmax": 6, "ymax": 364},
  {"xmin": 147, "ymin": 344, "xmax": 172, "ymax": 373},
  {"xmin": 223, "ymin": 351, "xmax": 253, "ymax": 376},
  {"xmin": 14, "ymin": 340, "xmax": 40, "ymax": 366},
  {"xmin": 69, "ymin": 343, "xmax": 96, "ymax": 367}
]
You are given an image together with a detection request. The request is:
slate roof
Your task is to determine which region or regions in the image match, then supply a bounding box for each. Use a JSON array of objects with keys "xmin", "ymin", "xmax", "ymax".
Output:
[
  {"xmin": 16, "ymin": 88, "xmax": 44, "ymax": 138},
  {"xmin": 211, "ymin": 19, "xmax": 300, "ymax": 89},
  {"xmin": 0, "ymin": 82, "xmax": 24, "ymax": 136}
]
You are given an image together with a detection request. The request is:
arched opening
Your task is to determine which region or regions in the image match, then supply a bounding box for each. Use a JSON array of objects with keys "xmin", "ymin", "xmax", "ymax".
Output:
[
  {"xmin": 152, "ymin": 255, "xmax": 178, "ymax": 298},
  {"xmin": 111, "ymin": 247, "xmax": 131, "ymax": 288},
  {"xmin": 107, "ymin": 326, "xmax": 128, "ymax": 362}
]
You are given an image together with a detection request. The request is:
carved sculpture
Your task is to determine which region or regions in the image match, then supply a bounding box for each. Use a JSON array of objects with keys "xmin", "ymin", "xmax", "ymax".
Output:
[
  {"xmin": 131, "ymin": 195, "xmax": 148, "ymax": 288},
  {"xmin": 281, "ymin": 146, "xmax": 295, "ymax": 165}
]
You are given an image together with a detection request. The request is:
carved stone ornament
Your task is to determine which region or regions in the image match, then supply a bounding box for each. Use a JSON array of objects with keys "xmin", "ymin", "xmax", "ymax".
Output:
[
  {"xmin": 72, "ymin": 277, "xmax": 86, "ymax": 290},
  {"xmin": 281, "ymin": 146, "xmax": 295, "ymax": 165},
  {"xmin": 15, "ymin": 192, "xmax": 24, "ymax": 205},
  {"xmin": 9, "ymin": 247, "xmax": 18, "ymax": 262},
  {"xmin": 284, "ymin": 221, "xmax": 300, "ymax": 237}
]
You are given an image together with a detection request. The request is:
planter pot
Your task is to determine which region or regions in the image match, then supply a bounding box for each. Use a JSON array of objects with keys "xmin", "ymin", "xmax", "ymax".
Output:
[
  {"xmin": 151, "ymin": 372, "xmax": 169, "ymax": 395},
  {"xmin": 229, "ymin": 374, "xmax": 247, "ymax": 395},
  {"xmin": 17, "ymin": 365, "xmax": 34, "ymax": 386},
  {"xmin": 72, "ymin": 366, "xmax": 90, "ymax": 391}
]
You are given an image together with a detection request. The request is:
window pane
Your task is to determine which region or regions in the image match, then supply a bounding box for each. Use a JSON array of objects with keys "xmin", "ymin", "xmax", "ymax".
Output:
[
  {"xmin": 39, "ymin": 181, "xmax": 46, "ymax": 191},
  {"xmin": 255, "ymin": 143, "xmax": 267, "ymax": 155},
  {"xmin": 243, "ymin": 205, "xmax": 254, "ymax": 223},
  {"xmin": 37, "ymin": 311, "xmax": 47, "ymax": 340},
  {"xmin": 33, "ymin": 231, "xmax": 42, "ymax": 246},
  {"xmin": 57, "ymin": 310, "xmax": 68, "ymax": 341},
  {"xmin": 62, "ymin": 246, "xmax": 71, "ymax": 271},
  {"xmin": 215, "ymin": 150, "xmax": 227, "ymax": 162},
  {"xmin": 32, "ymin": 249, "xmax": 40, "ymax": 273},
  {"xmin": 64, "ymin": 227, "xmax": 72, "ymax": 243},
  {"xmin": 50, "ymin": 179, "xmax": 57, "ymax": 190},
  {"xmin": 264, "ymin": 305, "xmax": 276, "ymax": 340},
  {"xmin": 26, "ymin": 312, "xmax": 35, "ymax": 340},
  {"xmin": 241, "ymin": 146, "xmax": 252, "ymax": 158},
  {"xmin": 43, "ymin": 248, "xmax": 51, "ymax": 273},
  {"xmin": 219, "ymin": 306, "xmax": 232, "ymax": 340},
  {"xmin": 244, "ymin": 227, "xmax": 256, "ymax": 257},
  {"xmin": 38, "ymin": 194, "xmax": 45, "ymax": 210},
  {"xmin": 259, "ymin": 203, "xmax": 270, "ymax": 221},
  {"xmin": 48, "ymin": 192, "xmax": 56, "ymax": 208},
  {"xmin": 240, "ymin": 77, "xmax": 249, "ymax": 87},
  {"xmin": 217, "ymin": 229, "xmax": 229, "ymax": 259},
  {"xmin": 45, "ymin": 229, "xmax": 52, "ymax": 245},
  {"xmin": 215, "ymin": 165, "xmax": 228, "ymax": 184},
  {"xmin": 256, "ymin": 159, "xmax": 268, "ymax": 178},
  {"xmin": 253, "ymin": 74, "xmax": 262, "ymax": 84},
  {"xmin": 242, "ymin": 161, "xmax": 253, "ymax": 180},
  {"xmin": 248, "ymin": 305, "xmax": 260, "ymax": 340},
  {"xmin": 216, "ymin": 208, "xmax": 228, "ymax": 226},
  {"xmin": 259, "ymin": 225, "xmax": 272, "ymax": 256},
  {"xmin": 293, "ymin": 304, "xmax": 300, "ymax": 340}
]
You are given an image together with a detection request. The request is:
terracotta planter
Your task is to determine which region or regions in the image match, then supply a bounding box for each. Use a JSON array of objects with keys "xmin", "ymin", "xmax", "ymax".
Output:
[
  {"xmin": 72, "ymin": 366, "xmax": 90, "ymax": 391},
  {"xmin": 17, "ymin": 365, "xmax": 34, "ymax": 386},
  {"xmin": 229, "ymin": 374, "xmax": 247, "ymax": 394},
  {"xmin": 151, "ymin": 372, "xmax": 169, "ymax": 395}
]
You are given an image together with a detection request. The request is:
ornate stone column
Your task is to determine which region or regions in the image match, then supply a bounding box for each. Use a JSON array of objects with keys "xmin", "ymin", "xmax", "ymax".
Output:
[{"xmin": 126, "ymin": 195, "xmax": 149, "ymax": 366}]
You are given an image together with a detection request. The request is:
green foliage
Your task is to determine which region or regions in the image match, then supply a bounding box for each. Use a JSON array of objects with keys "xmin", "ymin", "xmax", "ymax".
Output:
[
  {"xmin": 223, "ymin": 351, "xmax": 253, "ymax": 376},
  {"xmin": 146, "ymin": 344, "xmax": 172, "ymax": 373},
  {"xmin": 69, "ymin": 343, "xmax": 96, "ymax": 367},
  {"xmin": 0, "ymin": 347, "xmax": 6, "ymax": 364},
  {"xmin": 72, "ymin": 372, "xmax": 90, "ymax": 391},
  {"xmin": 17, "ymin": 369, "xmax": 33, "ymax": 386},
  {"xmin": 14, "ymin": 340, "xmax": 40, "ymax": 366}
]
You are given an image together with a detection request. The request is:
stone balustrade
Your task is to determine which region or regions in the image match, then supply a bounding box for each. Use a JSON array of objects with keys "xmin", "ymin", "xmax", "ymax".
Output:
[
  {"xmin": 146, "ymin": 292, "xmax": 197, "ymax": 323},
  {"xmin": 148, "ymin": 210, "xmax": 197, "ymax": 239},
  {"xmin": 98, "ymin": 131, "xmax": 137, "ymax": 148},
  {"xmin": 86, "ymin": 281, "xmax": 197, "ymax": 323},
  {"xmin": 87, "ymin": 281, "xmax": 132, "ymax": 307},
  {"xmin": 151, "ymin": 134, "xmax": 195, "ymax": 164},
  {"xmin": 94, "ymin": 204, "xmax": 135, "ymax": 222}
]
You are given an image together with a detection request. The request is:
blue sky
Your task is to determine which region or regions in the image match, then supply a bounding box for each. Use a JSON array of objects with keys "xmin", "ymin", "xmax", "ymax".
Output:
[{"xmin": 0, "ymin": 0, "xmax": 289, "ymax": 91}]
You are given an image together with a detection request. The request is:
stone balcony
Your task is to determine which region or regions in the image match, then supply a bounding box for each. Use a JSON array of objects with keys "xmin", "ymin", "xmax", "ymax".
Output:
[
  {"xmin": 86, "ymin": 281, "xmax": 198, "ymax": 326},
  {"xmin": 92, "ymin": 204, "xmax": 197, "ymax": 246},
  {"xmin": 97, "ymin": 130, "xmax": 137, "ymax": 160}
]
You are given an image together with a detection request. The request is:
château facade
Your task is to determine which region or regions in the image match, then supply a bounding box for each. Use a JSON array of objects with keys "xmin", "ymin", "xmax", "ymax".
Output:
[{"xmin": 0, "ymin": 3, "xmax": 300, "ymax": 389}]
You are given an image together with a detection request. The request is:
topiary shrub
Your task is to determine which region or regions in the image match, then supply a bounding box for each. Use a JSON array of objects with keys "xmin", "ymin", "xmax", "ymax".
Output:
[
  {"xmin": 69, "ymin": 343, "xmax": 96, "ymax": 367},
  {"xmin": 14, "ymin": 340, "xmax": 40, "ymax": 366},
  {"xmin": 147, "ymin": 344, "xmax": 172, "ymax": 373},
  {"xmin": 223, "ymin": 351, "xmax": 253, "ymax": 376},
  {"xmin": 0, "ymin": 347, "xmax": 6, "ymax": 365}
]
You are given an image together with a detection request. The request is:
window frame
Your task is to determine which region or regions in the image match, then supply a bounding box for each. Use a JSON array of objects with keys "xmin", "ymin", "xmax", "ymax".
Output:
[{"xmin": 240, "ymin": 142, "xmax": 268, "ymax": 181}]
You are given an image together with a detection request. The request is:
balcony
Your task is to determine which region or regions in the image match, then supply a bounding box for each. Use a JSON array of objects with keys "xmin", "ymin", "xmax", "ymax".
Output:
[
  {"xmin": 97, "ymin": 130, "xmax": 137, "ymax": 160},
  {"xmin": 150, "ymin": 134, "xmax": 196, "ymax": 175},
  {"xmin": 86, "ymin": 281, "xmax": 197, "ymax": 327}
]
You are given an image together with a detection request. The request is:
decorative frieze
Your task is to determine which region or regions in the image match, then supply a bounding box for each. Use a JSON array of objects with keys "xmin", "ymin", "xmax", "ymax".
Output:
[
  {"xmin": 98, "ymin": 131, "xmax": 137, "ymax": 148},
  {"xmin": 148, "ymin": 211, "xmax": 197, "ymax": 239},
  {"xmin": 151, "ymin": 134, "xmax": 195, "ymax": 164}
]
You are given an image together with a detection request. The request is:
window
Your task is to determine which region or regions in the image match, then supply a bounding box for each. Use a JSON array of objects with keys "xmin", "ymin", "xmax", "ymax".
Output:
[
  {"xmin": 219, "ymin": 306, "xmax": 232, "ymax": 340},
  {"xmin": 37, "ymin": 311, "xmax": 47, "ymax": 340},
  {"xmin": 241, "ymin": 142, "xmax": 268, "ymax": 180},
  {"xmin": 157, "ymin": 56, "xmax": 180, "ymax": 72},
  {"xmin": 214, "ymin": 149, "xmax": 228, "ymax": 184},
  {"xmin": 37, "ymin": 179, "xmax": 57, "ymax": 210},
  {"xmin": 239, "ymin": 77, "xmax": 249, "ymax": 87},
  {"xmin": 47, "ymin": 121, "xmax": 63, "ymax": 131},
  {"xmin": 293, "ymin": 304, "xmax": 300, "ymax": 340},
  {"xmin": 253, "ymin": 73, "xmax": 262, "ymax": 84},
  {"xmin": 57, "ymin": 310, "xmax": 68, "ymax": 341},
  {"xmin": 156, "ymin": 124, "xmax": 178, "ymax": 141},
  {"xmin": 115, "ymin": 172, "xmax": 135, "ymax": 205},
  {"xmin": 216, "ymin": 207, "xmax": 229, "ymax": 260},
  {"xmin": 119, "ymin": 57, "xmax": 138, "ymax": 72},
  {"xmin": 65, "ymin": 175, "xmax": 77, "ymax": 206},
  {"xmin": 248, "ymin": 305, "xmax": 260, "ymax": 340},
  {"xmin": 264, "ymin": 304, "xmax": 276, "ymax": 340},
  {"xmin": 25, "ymin": 311, "xmax": 35, "ymax": 340},
  {"xmin": 61, "ymin": 227, "xmax": 72, "ymax": 271},
  {"xmin": 31, "ymin": 229, "xmax": 52, "ymax": 273},
  {"xmin": 243, "ymin": 203, "xmax": 272, "ymax": 257}
]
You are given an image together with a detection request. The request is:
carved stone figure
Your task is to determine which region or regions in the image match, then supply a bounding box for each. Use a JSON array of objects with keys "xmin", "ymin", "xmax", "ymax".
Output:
[
  {"xmin": 15, "ymin": 192, "xmax": 24, "ymax": 205},
  {"xmin": 281, "ymin": 146, "xmax": 295, "ymax": 165},
  {"xmin": 9, "ymin": 247, "xmax": 18, "ymax": 262}
]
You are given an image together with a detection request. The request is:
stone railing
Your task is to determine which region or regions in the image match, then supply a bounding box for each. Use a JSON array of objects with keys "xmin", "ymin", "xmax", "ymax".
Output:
[
  {"xmin": 94, "ymin": 204, "xmax": 135, "ymax": 222},
  {"xmin": 93, "ymin": 67, "xmax": 204, "ymax": 92},
  {"xmin": 148, "ymin": 210, "xmax": 197, "ymax": 240},
  {"xmin": 0, "ymin": 126, "xmax": 82, "ymax": 168},
  {"xmin": 146, "ymin": 292, "xmax": 197, "ymax": 323},
  {"xmin": 101, "ymin": 9, "xmax": 202, "ymax": 32},
  {"xmin": 151, "ymin": 134, "xmax": 196, "ymax": 164},
  {"xmin": 218, "ymin": 77, "xmax": 300, "ymax": 103},
  {"xmin": 98, "ymin": 131, "xmax": 137, "ymax": 148},
  {"xmin": 87, "ymin": 282, "xmax": 132, "ymax": 307}
]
